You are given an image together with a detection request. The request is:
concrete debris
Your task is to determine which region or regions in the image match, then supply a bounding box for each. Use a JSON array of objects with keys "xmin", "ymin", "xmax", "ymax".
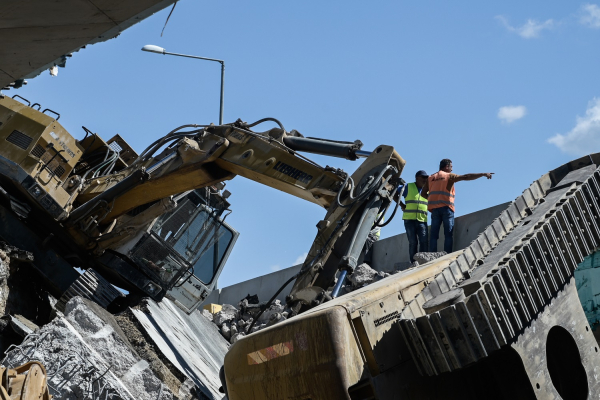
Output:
[
  {"xmin": 201, "ymin": 309, "xmax": 214, "ymax": 322},
  {"xmin": 257, "ymin": 299, "xmax": 285, "ymax": 323},
  {"xmin": 348, "ymin": 263, "xmax": 388, "ymax": 288},
  {"xmin": 413, "ymin": 251, "xmax": 447, "ymax": 265},
  {"xmin": 213, "ymin": 304, "xmax": 238, "ymax": 326},
  {"xmin": 1, "ymin": 296, "xmax": 173, "ymax": 400},
  {"xmin": 220, "ymin": 322, "xmax": 231, "ymax": 340},
  {"xmin": 210, "ymin": 295, "xmax": 294, "ymax": 340},
  {"xmin": 231, "ymin": 333, "xmax": 245, "ymax": 343},
  {"xmin": 114, "ymin": 307, "xmax": 189, "ymax": 397}
]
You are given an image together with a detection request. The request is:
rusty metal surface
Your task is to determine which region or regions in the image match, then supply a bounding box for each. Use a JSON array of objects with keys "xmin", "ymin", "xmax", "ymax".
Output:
[
  {"xmin": 222, "ymin": 253, "xmax": 457, "ymax": 399},
  {"xmin": 225, "ymin": 306, "xmax": 364, "ymax": 400}
]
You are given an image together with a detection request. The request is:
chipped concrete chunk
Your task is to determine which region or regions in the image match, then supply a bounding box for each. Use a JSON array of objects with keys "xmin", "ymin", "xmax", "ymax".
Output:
[
  {"xmin": 413, "ymin": 251, "xmax": 447, "ymax": 265},
  {"xmin": 348, "ymin": 263, "xmax": 385, "ymax": 288},
  {"xmin": 213, "ymin": 304, "xmax": 238, "ymax": 326}
]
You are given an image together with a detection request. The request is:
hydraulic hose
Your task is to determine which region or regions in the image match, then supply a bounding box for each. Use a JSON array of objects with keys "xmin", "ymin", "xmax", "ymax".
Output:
[
  {"xmin": 246, "ymin": 271, "xmax": 301, "ymax": 333},
  {"xmin": 245, "ymin": 117, "xmax": 286, "ymax": 131}
]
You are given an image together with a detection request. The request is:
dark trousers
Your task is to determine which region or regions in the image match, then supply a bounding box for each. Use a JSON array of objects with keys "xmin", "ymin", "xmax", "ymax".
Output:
[
  {"xmin": 429, "ymin": 206, "xmax": 454, "ymax": 253},
  {"xmin": 404, "ymin": 219, "xmax": 428, "ymax": 262}
]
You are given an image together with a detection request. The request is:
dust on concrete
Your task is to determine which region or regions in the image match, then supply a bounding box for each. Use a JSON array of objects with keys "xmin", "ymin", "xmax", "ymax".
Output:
[{"xmin": 114, "ymin": 306, "xmax": 187, "ymax": 397}]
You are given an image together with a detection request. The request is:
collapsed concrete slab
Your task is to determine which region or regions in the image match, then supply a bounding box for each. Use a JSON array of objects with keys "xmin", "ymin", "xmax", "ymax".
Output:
[{"xmin": 1, "ymin": 297, "xmax": 174, "ymax": 400}]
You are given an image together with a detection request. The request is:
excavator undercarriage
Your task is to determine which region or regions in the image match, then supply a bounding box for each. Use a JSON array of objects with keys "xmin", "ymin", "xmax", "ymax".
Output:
[{"xmin": 223, "ymin": 154, "xmax": 600, "ymax": 400}]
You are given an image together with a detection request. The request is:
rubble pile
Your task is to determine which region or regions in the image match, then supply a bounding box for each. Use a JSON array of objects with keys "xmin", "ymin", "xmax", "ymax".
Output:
[
  {"xmin": 206, "ymin": 294, "xmax": 290, "ymax": 343},
  {"xmin": 0, "ymin": 297, "xmax": 207, "ymax": 400},
  {"xmin": 347, "ymin": 263, "xmax": 390, "ymax": 288},
  {"xmin": 206, "ymin": 254, "xmax": 452, "ymax": 341}
]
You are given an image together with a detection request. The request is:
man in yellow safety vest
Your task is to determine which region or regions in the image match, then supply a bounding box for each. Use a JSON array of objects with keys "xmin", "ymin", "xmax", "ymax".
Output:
[{"xmin": 400, "ymin": 170, "xmax": 429, "ymax": 262}]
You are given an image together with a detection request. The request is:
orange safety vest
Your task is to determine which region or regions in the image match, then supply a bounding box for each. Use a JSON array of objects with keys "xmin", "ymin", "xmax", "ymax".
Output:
[{"xmin": 427, "ymin": 171, "xmax": 455, "ymax": 212}]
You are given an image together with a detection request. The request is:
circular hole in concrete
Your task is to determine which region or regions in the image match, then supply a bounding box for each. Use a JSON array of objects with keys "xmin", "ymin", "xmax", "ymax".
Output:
[
  {"xmin": 586, "ymin": 326, "xmax": 589, "ymax": 332},
  {"xmin": 536, "ymin": 383, "xmax": 540, "ymax": 390},
  {"xmin": 546, "ymin": 325, "xmax": 588, "ymax": 400}
]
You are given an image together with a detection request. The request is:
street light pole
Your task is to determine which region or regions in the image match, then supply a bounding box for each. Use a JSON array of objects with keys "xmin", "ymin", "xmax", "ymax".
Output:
[{"xmin": 142, "ymin": 45, "xmax": 225, "ymax": 125}]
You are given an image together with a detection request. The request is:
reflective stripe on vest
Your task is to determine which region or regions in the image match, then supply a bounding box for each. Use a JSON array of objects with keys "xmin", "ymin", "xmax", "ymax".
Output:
[
  {"xmin": 402, "ymin": 182, "xmax": 428, "ymax": 222},
  {"xmin": 428, "ymin": 171, "xmax": 455, "ymax": 212},
  {"xmin": 371, "ymin": 213, "xmax": 384, "ymax": 238}
]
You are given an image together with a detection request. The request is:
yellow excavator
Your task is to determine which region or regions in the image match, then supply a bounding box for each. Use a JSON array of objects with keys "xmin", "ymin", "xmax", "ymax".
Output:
[
  {"xmin": 221, "ymin": 153, "xmax": 600, "ymax": 399},
  {"xmin": 3, "ymin": 93, "xmax": 600, "ymax": 399},
  {"xmin": 0, "ymin": 93, "xmax": 405, "ymax": 316}
]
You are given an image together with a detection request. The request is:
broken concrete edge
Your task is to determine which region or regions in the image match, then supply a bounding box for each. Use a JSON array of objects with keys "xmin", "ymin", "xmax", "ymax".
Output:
[
  {"xmin": 0, "ymin": 296, "xmax": 206, "ymax": 400},
  {"xmin": 3, "ymin": 307, "xmax": 136, "ymax": 399}
]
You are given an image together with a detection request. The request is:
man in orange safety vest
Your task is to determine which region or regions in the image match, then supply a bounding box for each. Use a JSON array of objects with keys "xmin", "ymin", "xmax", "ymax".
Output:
[{"xmin": 422, "ymin": 159, "xmax": 493, "ymax": 253}]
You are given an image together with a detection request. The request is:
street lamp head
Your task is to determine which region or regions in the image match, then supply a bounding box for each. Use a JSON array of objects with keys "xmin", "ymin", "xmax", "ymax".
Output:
[{"xmin": 141, "ymin": 45, "xmax": 166, "ymax": 54}]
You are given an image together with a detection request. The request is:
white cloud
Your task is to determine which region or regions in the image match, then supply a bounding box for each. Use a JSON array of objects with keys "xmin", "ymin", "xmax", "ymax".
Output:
[
  {"xmin": 270, "ymin": 265, "xmax": 281, "ymax": 272},
  {"xmin": 548, "ymin": 98, "xmax": 600, "ymax": 155},
  {"xmin": 580, "ymin": 4, "xmax": 600, "ymax": 28},
  {"xmin": 293, "ymin": 252, "xmax": 307, "ymax": 266},
  {"xmin": 495, "ymin": 16, "xmax": 554, "ymax": 38},
  {"xmin": 497, "ymin": 105, "xmax": 527, "ymax": 124}
]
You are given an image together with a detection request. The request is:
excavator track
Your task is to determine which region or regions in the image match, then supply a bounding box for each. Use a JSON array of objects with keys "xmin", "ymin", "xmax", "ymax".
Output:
[{"xmin": 398, "ymin": 155, "xmax": 600, "ymax": 376}]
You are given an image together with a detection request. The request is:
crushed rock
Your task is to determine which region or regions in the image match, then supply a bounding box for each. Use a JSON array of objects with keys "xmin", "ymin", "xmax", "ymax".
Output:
[
  {"xmin": 114, "ymin": 307, "xmax": 188, "ymax": 397},
  {"xmin": 257, "ymin": 299, "xmax": 285, "ymax": 323},
  {"xmin": 347, "ymin": 263, "xmax": 387, "ymax": 288},
  {"xmin": 209, "ymin": 295, "xmax": 294, "ymax": 340},
  {"xmin": 213, "ymin": 304, "xmax": 238, "ymax": 326},
  {"xmin": 413, "ymin": 251, "xmax": 447, "ymax": 265}
]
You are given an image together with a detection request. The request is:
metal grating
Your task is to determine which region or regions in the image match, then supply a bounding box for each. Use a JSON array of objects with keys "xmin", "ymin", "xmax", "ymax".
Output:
[
  {"xmin": 374, "ymin": 311, "xmax": 400, "ymax": 327},
  {"xmin": 55, "ymin": 269, "xmax": 124, "ymax": 312},
  {"xmin": 53, "ymin": 165, "xmax": 65, "ymax": 178},
  {"xmin": 30, "ymin": 144, "xmax": 45, "ymax": 158},
  {"xmin": 6, "ymin": 129, "xmax": 32, "ymax": 149}
]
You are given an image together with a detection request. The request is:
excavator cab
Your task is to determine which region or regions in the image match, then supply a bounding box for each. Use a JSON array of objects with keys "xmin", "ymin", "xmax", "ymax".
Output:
[
  {"xmin": 139, "ymin": 189, "xmax": 238, "ymax": 312},
  {"xmin": 87, "ymin": 187, "xmax": 238, "ymax": 312}
]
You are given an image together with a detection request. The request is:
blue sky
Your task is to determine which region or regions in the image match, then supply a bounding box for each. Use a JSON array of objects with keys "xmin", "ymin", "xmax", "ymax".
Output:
[{"xmin": 10, "ymin": 1, "xmax": 600, "ymax": 288}]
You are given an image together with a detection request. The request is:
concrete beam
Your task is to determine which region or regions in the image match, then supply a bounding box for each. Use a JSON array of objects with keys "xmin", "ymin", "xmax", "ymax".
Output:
[{"xmin": 208, "ymin": 202, "xmax": 510, "ymax": 306}]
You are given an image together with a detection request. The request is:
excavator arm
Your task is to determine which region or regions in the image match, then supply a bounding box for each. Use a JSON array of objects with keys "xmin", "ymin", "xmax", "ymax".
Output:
[{"xmin": 69, "ymin": 118, "xmax": 405, "ymax": 310}]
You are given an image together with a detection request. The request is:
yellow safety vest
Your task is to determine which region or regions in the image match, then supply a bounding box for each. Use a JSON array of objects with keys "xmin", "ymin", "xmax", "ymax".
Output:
[
  {"xmin": 371, "ymin": 213, "xmax": 384, "ymax": 238},
  {"xmin": 402, "ymin": 182, "xmax": 428, "ymax": 223}
]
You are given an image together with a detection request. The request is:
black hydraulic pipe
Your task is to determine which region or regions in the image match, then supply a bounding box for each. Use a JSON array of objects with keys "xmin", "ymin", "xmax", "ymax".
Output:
[
  {"xmin": 338, "ymin": 195, "xmax": 384, "ymax": 274},
  {"xmin": 331, "ymin": 270, "xmax": 347, "ymax": 298},
  {"xmin": 282, "ymin": 136, "xmax": 363, "ymax": 161},
  {"xmin": 67, "ymin": 168, "xmax": 149, "ymax": 224}
]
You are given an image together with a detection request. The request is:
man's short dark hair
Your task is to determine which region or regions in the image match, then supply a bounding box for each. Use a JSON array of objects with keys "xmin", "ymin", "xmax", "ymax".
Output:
[{"xmin": 439, "ymin": 159, "xmax": 452, "ymax": 170}]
